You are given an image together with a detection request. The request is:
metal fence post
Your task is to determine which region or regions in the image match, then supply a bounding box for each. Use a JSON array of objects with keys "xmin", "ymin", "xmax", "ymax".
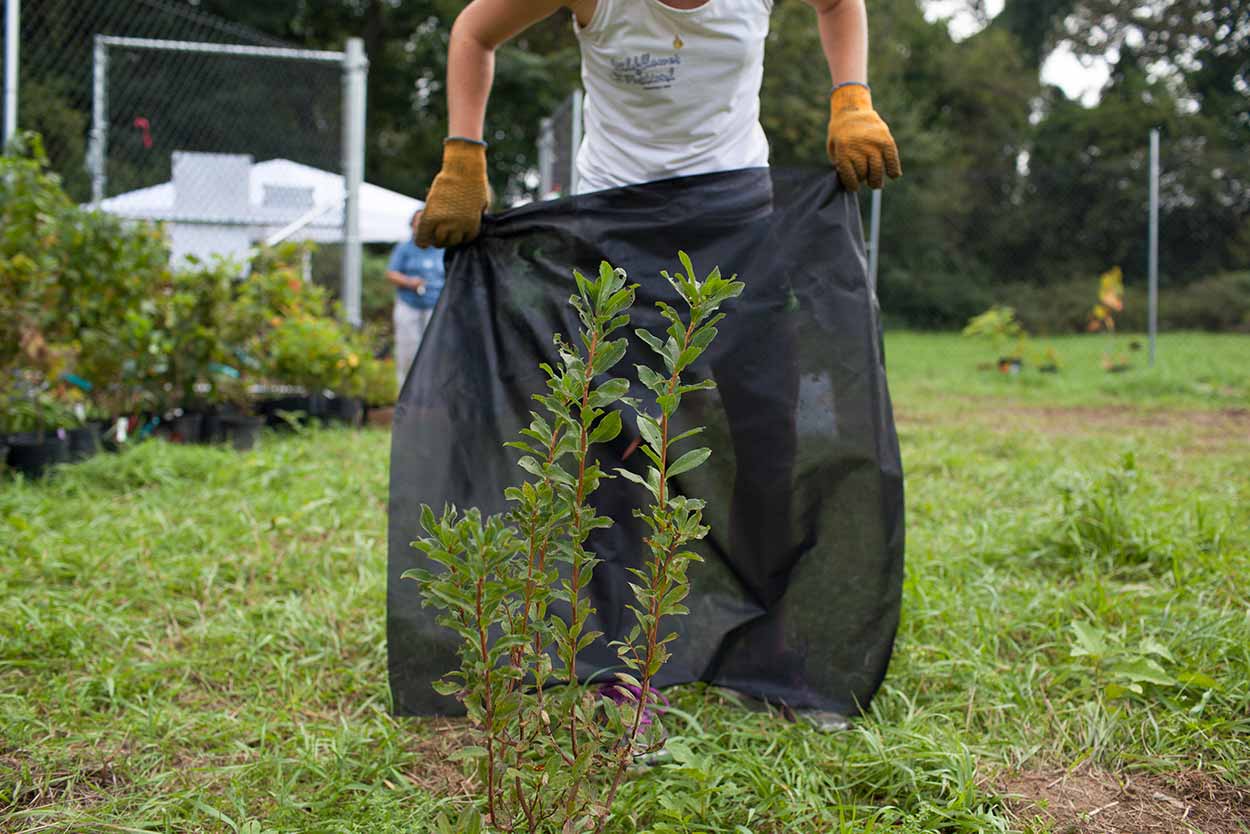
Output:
[
  {"xmin": 89, "ymin": 36, "xmax": 109, "ymax": 206},
  {"xmin": 569, "ymin": 88, "xmax": 583, "ymax": 196},
  {"xmin": 868, "ymin": 188, "xmax": 882, "ymax": 289},
  {"xmin": 1148, "ymin": 128, "xmax": 1160, "ymax": 368},
  {"xmin": 2, "ymin": 0, "xmax": 18, "ymax": 147},
  {"xmin": 538, "ymin": 116, "xmax": 554, "ymax": 196},
  {"xmin": 340, "ymin": 37, "xmax": 367, "ymax": 328}
]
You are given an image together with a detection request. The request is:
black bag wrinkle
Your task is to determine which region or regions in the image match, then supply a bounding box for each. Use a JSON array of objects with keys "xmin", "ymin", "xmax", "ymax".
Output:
[{"xmin": 388, "ymin": 167, "xmax": 905, "ymax": 716}]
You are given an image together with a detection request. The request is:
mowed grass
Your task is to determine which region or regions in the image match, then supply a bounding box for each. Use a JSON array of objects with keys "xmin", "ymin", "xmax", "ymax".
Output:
[
  {"xmin": 887, "ymin": 331, "xmax": 1250, "ymax": 412},
  {"xmin": 3, "ymin": 332, "xmax": 1249, "ymax": 833}
]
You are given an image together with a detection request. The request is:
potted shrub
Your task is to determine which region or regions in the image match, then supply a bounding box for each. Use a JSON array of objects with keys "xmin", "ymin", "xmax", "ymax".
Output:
[
  {"xmin": 963, "ymin": 305, "xmax": 1030, "ymax": 373},
  {"xmin": 205, "ymin": 371, "xmax": 265, "ymax": 451},
  {"xmin": 145, "ymin": 260, "xmax": 240, "ymax": 441},
  {"xmin": 258, "ymin": 315, "xmax": 354, "ymax": 427},
  {"xmin": 2, "ymin": 386, "xmax": 75, "ymax": 477},
  {"xmin": 323, "ymin": 329, "xmax": 381, "ymax": 427},
  {"xmin": 238, "ymin": 247, "xmax": 342, "ymax": 426},
  {"xmin": 361, "ymin": 357, "xmax": 399, "ymax": 427}
]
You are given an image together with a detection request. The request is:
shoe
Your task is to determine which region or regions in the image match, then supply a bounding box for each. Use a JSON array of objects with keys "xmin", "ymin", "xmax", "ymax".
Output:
[
  {"xmin": 794, "ymin": 709, "xmax": 850, "ymax": 733},
  {"xmin": 597, "ymin": 682, "xmax": 670, "ymax": 765}
]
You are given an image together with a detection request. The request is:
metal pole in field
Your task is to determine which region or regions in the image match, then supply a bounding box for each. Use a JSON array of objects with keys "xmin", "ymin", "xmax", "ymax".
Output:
[
  {"xmin": 3, "ymin": 0, "xmax": 20, "ymax": 147},
  {"xmin": 1148, "ymin": 128, "xmax": 1160, "ymax": 367},
  {"xmin": 868, "ymin": 187, "xmax": 882, "ymax": 288},
  {"xmin": 89, "ymin": 36, "xmax": 109, "ymax": 206},
  {"xmin": 340, "ymin": 37, "xmax": 368, "ymax": 328}
]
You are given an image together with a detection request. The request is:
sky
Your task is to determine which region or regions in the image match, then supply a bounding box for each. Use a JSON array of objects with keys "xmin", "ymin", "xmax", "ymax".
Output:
[{"xmin": 921, "ymin": 0, "xmax": 1112, "ymax": 104}]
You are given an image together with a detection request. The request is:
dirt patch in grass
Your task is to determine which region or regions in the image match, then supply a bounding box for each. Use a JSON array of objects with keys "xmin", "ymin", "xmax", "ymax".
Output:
[
  {"xmin": 1002, "ymin": 765, "xmax": 1250, "ymax": 834},
  {"xmin": 1, "ymin": 748, "xmax": 129, "ymax": 813},
  {"xmin": 399, "ymin": 718, "xmax": 478, "ymax": 798},
  {"xmin": 908, "ymin": 402, "xmax": 1250, "ymax": 452}
]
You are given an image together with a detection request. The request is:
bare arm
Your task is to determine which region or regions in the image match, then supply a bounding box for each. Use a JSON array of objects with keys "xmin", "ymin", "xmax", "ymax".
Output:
[
  {"xmin": 386, "ymin": 270, "xmax": 424, "ymax": 291},
  {"xmin": 447, "ymin": 0, "xmax": 584, "ymax": 139},
  {"xmin": 803, "ymin": 0, "xmax": 869, "ymax": 86}
]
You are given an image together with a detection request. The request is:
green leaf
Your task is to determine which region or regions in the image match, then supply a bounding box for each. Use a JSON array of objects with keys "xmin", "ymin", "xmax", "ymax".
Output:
[
  {"xmin": 635, "ymin": 328, "xmax": 668, "ymax": 363},
  {"xmin": 667, "ymin": 447, "xmax": 710, "ymax": 479},
  {"xmin": 678, "ymin": 380, "xmax": 717, "ymax": 397},
  {"xmin": 432, "ymin": 679, "xmax": 462, "ymax": 696},
  {"xmin": 617, "ymin": 467, "xmax": 659, "ymax": 498},
  {"xmin": 636, "ymin": 364, "xmax": 668, "ymax": 395},
  {"xmin": 636, "ymin": 414, "xmax": 663, "ymax": 451},
  {"xmin": 1069, "ymin": 621, "xmax": 1108, "ymax": 658},
  {"xmin": 589, "ymin": 410, "xmax": 623, "ymax": 444},
  {"xmin": 1175, "ymin": 671, "xmax": 1219, "ymax": 690},
  {"xmin": 675, "ymin": 345, "xmax": 704, "ymax": 372},
  {"xmin": 592, "ymin": 338, "xmax": 628, "ymax": 376},
  {"xmin": 668, "ymin": 426, "xmax": 706, "ymax": 447},
  {"xmin": 517, "ymin": 456, "xmax": 546, "ymax": 480},
  {"xmin": 588, "ymin": 378, "xmax": 630, "ymax": 408},
  {"xmin": 637, "ymin": 444, "xmax": 662, "ymax": 469},
  {"xmin": 1103, "ymin": 682, "xmax": 1141, "ymax": 699},
  {"xmin": 573, "ymin": 269, "xmax": 591, "ymax": 305},
  {"xmin": 1110, "ymin": 657, "xmax": 1176, "ymax": 687}
]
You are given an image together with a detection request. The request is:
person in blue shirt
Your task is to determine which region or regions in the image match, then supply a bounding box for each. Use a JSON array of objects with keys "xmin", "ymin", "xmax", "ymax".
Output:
[{"xmin": 387, "ymin": 210, "xmax": 446, "ymax": 387}]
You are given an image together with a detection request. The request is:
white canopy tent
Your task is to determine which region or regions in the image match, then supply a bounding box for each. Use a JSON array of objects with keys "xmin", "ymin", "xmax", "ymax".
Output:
[{"xmin": 98, "ymin": 153, "xmax": 422, "ymax": 266}]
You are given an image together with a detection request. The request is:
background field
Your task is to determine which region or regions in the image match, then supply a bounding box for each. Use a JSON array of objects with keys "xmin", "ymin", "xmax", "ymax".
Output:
[{"xmin": 3, "ymin": 332, "xmax": 1248, "ymax": 833}]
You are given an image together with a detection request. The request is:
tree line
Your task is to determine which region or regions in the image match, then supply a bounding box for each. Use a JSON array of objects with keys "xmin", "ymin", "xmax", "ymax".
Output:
[{"xmin": 21, "ymin": 0, "xmax": 1249, "ymax": 329}]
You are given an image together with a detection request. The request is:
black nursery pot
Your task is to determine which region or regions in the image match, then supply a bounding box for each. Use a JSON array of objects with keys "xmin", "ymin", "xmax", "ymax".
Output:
[
  {"xmin": 160, "ymin": 411, "xmax": 205, "ymax": 444},
  {"xmin": 219, "ymin": 414, "xmax": 264, "ymax": 451},
  {"xmin": 258, "ymin": 394, "xmax": 323, "ymax": 429},
  {"xmin": 6, "ymin": 432, "xmax": 70, "ymax": 478},
  {"xmin": 323, "ymin": 395, "xmax": 364, "ymax": 428},
  {"xmin": 67, "ymin": 423, "xmax": 103, "ymax": 462}
]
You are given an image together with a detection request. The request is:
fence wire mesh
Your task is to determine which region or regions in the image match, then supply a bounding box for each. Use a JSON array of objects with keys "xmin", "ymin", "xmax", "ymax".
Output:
[
  {"xmin": 537, "ymin": 91, "xmax": 580, "ymax": 199},
  {"xmin": 10, "ymin": 0, "xmax": 349, "ymax": 271}
]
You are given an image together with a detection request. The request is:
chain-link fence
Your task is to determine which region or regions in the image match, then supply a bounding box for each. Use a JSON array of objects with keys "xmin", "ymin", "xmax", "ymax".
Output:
[
  {"xmin": 11, "ymin": 0, "xmax": 290, "ymax": 201},
  {"xmin": 5, "ymin": 0, "xmax": 370, "ymax": 323},
  {"xmin": 537, "ymin": 90, "xmax": 582, "ymax": 199}
]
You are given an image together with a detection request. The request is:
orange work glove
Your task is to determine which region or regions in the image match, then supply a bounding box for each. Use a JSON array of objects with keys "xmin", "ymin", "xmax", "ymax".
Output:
[
  {"xmin": 416, "ymin": 138, "xmax": 490, "ymax": 248},
  {"xmin": 826, "ymin": 83, "xmax": 902, "ymax": 192}
]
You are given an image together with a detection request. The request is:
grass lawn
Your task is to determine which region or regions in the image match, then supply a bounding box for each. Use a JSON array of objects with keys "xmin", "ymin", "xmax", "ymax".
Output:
[{"xmin": 3, "ymin": 332, "xmax": 1249, "ymax": 833}]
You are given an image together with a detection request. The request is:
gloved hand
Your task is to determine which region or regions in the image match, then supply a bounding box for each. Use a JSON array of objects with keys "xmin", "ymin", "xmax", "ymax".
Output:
[
  {"xmin": 416, "ymin": 138, "xmax": 490, "ymax": 247},
  {"xmin": 826, "ymin": 84, "xmax": 902, "ymax": 192}
]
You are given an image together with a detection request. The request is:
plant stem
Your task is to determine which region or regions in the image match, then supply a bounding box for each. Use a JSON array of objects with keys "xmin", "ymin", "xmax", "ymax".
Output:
[
  {"xmin": 566, "ymin": 330, "xmax": 600, "ymax": 758},
  {"xmin": 597, "ymin": 322, "xmax": 696, "ymax": 831},
  {"xmin": 476, "ymin": 575, "xmax": 499, "ymax": 828}
]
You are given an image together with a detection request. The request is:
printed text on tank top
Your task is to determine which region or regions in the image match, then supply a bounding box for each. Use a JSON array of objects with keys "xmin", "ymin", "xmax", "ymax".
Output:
[{"xmin": 572, "ymin": 0, "xmax": 772, "ymax": 192}]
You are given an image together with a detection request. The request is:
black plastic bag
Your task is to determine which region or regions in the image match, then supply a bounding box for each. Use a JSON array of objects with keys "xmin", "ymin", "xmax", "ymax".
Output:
[{"xmin": 388, "ymin": 168, "xmax": 904, "ymax": 716}]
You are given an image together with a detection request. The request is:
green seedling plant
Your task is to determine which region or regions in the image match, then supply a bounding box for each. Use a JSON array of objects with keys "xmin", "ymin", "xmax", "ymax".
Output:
[
  {"xmin": 962, "ymin": 305, "xmax": 1029, "ymax": 371},
  {"xmin": 1067, "ymin": 620, "xmax": 1218, "ymax": 701},
  {"xmin": 404, "ymin": 255, "xmax": 743, "ymax": 833}
]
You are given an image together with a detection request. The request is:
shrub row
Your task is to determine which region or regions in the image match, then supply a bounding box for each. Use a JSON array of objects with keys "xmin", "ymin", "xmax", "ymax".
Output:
[
  {"xmin": 1, "ymin": 134, "xmax": 398, "ymax": 444},
  {"xmin": 879, "ymin": 268, "xmax": 1250, "ymax": 333}
]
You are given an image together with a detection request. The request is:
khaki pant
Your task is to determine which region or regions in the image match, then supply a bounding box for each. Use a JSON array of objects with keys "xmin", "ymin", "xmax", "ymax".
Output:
[{"xmin": 394, "ymin": 302, "xmax": 434, "ymax": 389}]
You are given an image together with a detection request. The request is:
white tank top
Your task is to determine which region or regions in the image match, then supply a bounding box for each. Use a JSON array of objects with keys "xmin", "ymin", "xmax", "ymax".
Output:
[{"xmin": 573, "ymin": 0, "xmax": 773, "ymax": 194}]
